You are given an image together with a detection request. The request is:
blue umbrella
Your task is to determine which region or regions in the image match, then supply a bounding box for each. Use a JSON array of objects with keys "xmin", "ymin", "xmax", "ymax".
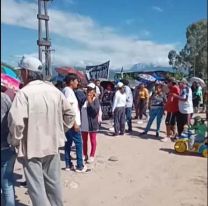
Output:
[
  {"xmin": 1, "ymin": 66, "xmax": 20, "ymax": 80},
  {"xmin": 138, "ymin": 74, "xmax": 156, "ymax": 82}
]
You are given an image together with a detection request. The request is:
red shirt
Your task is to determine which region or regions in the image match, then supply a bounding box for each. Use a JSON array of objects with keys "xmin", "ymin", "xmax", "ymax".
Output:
[{"xmin": 165, "ymin": 85, "xmax": 180, "ymax": 112}]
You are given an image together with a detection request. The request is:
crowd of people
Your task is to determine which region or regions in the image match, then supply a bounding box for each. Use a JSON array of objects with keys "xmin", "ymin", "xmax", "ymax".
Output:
[{"xmin": 1, "ymin": 56, "xmax": 208, "ymax": 206}]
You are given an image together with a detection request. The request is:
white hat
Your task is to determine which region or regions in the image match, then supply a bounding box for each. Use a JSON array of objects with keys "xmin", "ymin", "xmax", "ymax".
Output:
[
  {"xmin": 87, "ymin": 82, "xmax": 96, "ymax": 89},
  {"xmin": 117, "ymin": 82, "xmax": 124, "ymax": 88},
  {"xmin": 17, "ymin": 56, "xmax": 43, "ymax": 72}
]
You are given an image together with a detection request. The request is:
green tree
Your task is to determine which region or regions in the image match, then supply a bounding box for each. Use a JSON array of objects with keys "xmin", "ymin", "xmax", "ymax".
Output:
[{"xmin": 168, "ymin": 19, "xmax": 207, "ymax": 78}]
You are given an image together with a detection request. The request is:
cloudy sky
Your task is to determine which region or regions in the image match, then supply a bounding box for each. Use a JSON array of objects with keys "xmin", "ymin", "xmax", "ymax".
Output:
[{"xmin": 1, "ymin": 0, "xmax": 206, "ymax": 69}]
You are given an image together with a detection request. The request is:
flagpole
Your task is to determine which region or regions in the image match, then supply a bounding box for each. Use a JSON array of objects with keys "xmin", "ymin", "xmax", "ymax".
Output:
[{"xmin": 121, "ymin": 67, "xmax": 124, "ymax": 79}]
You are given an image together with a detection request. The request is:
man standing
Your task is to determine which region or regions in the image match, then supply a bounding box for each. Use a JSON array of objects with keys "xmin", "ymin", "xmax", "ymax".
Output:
[
  {"xmin": 122, "ymin": 79, "xmax": 133, "ymax": 132},
  {"xmin": 173, "ymin": 78, "xmax": 193, "ymax": 136},
  {"xmin": 95, "ymin": 79, "xmax": 104, "ymax": 101},
  {"xmin": 8, "ymin": 56, "xmax": 75, "ymax": 206},
  {"xmin": 62, "ymin": 74, "xmax": 87, "ymax": 172},
  {"xmin": 162, "ymin": 78, "xmax": 180, "ymax": 142},
  {"xmin": 112, "ymin": 82, "xmax": 127, "ymax": 136}
]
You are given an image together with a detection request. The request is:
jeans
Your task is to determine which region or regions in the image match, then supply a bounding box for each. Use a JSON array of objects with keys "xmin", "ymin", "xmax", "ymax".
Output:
[
  {"xmin": 65, "ymin": 128, "xmax": 84, "ymax": 169},
  {"xmin": 144, "ymin": 107, "xmax": 164, "ymax": 133},
  {"xmin": 125, "ymin": 107, "xmax": 132, "ymax": 131},
  {"xmin": 23, "ymin": 154, "xmax": 63, "ymax": 206},
  {"xmin": 1, "ymin": 148, "xmax": 16, "ymax": 206},
  {"xmin": 82, "ymin": 132, "xmax": 97, "ymax": 157}
]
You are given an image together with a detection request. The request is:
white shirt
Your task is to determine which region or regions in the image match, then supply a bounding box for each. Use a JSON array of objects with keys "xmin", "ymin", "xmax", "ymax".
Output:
[
  {"xmin": 95, "ymin": 86, "xmax": 101, "ymax": 96},
  {"xmin": 179, "ymin": 86, "xmax": 193, "ymax": 114},
  {"xmin": 62, "ymin": 87, "xmax": 81, "ymax": 125},
  {"xmin": 112, "ymin": 90, "xmax": 127, "ymax": 112},
  {"xmin": 125, "ymin": 85, "xmax": 133, "ymax": 108}
]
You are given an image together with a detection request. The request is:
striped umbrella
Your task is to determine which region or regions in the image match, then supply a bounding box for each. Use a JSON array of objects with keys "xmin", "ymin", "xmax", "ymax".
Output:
[
  {"xmin": 1, "ymin": 64, "xmax": 20, "ymax": 79},
  {"xmin": 1, "ymin": 73, "xmax": 21, "ymax": 91}
]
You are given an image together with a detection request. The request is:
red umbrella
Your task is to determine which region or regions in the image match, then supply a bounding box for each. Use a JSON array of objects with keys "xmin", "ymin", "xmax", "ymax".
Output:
[{"xmin": 55, "ymin": 67, "xmax": 88, "ymax": 86}]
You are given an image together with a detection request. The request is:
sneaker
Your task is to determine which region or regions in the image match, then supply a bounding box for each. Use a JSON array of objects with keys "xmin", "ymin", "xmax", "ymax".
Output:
[
  {"xmin": 126, "ymin": 129, "xmax": 133, "ymax": 133},
  {"xmin": 83, "ymin": 155, "xmax": 88, "ymax": 161},
  {"xmin": 109, "ymin": 127, "xmax": 114, "ymax": 131},
  {"xmin": 19, "ymin": 181, "xmax": 27, "ymax": 187},
  {"xmin": 160, "ymin": 137, "xmax": 169, "ymax": 142},
  {"xmin": 119, "ymin": 133, "xmax": 124, "ymax": 136},
  {"xmin": 137, "ymin": 120, "xmax": 143, "ymax": 124},
  {"xmin": 65, "ymin": 165, "xmax": 75, "ymax": 171},
  {"xmin": 87, "ymin": 157, "xmax": 95, "ymax": 163},
  {"xmin": 156, "ymin": 132, "xmax": 159, "ymax": 137},
  {"xmin": 140, "ymin": 132, "xmax": 147, "ymax": 135},
  {"xmin": 75, "ymin": 165, "xmax": 88, "ymax": 173},
  {"xmin": 70, "ymin": 155, "xmax": 77, "ymax": 160}
]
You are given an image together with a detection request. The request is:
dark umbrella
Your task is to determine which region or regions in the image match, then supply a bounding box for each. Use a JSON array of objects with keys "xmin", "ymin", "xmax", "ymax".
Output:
[
  {"xmin": 55, "ymin": 67, "xmax": 88, "ymax": 86},
  {"xmin": 100, "ymin": 81, "xmax": 115, "ymax": 90}
]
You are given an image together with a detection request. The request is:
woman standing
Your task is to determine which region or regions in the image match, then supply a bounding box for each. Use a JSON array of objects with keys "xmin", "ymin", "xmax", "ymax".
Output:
[
  {"xmin": 140, "ymin": 84, "xmax": 166, "ymax": 137},
  {"xmin": 81, "ymin": 83, "xmax": 100, "ymax": 163},
  {"xmin": 137, "ymin": 83, "xmax": 149, "ymax": 123}
]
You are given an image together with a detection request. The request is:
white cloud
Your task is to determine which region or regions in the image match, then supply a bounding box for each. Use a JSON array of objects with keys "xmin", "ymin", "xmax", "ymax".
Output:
[
  {"xmin": 2, "ymin": 0, "xmax": 175, "ymax": 69},
  {"xmin": 152, "ymin": 6, "xmax": 163, "ymax": 12}
]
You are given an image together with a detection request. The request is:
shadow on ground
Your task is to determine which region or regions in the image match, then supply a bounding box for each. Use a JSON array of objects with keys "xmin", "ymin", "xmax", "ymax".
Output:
[
  {"xmin": 16, "ymin": 199, "xmax": 29, "ymax": 206},
  {"xmin": 159, "ymin": 148, "xmax": 203, "ymax": 158},
  {"xmin": 131, "ymin": 132, "xmax": 163, "ymax": 141}
]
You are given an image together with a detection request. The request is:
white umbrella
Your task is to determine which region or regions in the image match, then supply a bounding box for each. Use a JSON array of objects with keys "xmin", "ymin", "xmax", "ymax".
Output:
[
  {"xmin": 189, "ymin": 77, "xmax": 206, "ymax": 88},
  {"xmin": 138, "ymin": 74, "xmax": 156, "ymax": 82}
]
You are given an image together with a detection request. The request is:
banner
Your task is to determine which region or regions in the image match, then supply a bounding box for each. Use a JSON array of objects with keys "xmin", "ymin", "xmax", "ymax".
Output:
[{"xmin": 86, "ymin": 61, "xmax": 110, "ymax": 80}]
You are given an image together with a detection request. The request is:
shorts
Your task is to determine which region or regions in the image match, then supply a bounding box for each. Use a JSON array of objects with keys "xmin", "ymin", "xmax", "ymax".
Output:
[{"xmin": 165, "ymin": 112, "xmax": 177, "ymax": 126}]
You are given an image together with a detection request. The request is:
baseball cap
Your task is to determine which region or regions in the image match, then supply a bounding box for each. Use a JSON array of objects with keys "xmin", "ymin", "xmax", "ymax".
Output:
[
  {"xmin": 87, "ymin": 82, "xmax": 96, "ymax": 89},
  {"xmin": 117, "ymin": 82, "xmax": 124, "ymax": 88},
  {"xmin": 17, "ymin": 56, "xmax": 43, "ymax": 72}
]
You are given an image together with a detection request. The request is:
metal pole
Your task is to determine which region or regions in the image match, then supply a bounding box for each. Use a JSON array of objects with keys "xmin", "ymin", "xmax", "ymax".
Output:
[
  {"xmin": 43, "ymin": 0, "xmax": 51, "ymax": 77},
  {"xmin": 38, "ymin": 0, "xmax": 42, "ymax": 62}
]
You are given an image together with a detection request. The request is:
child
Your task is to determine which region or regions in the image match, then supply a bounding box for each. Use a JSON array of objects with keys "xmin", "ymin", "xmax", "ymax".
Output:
[{"xmin": 188, "ymin": 116, "xmax": 207, "ymax": 150}]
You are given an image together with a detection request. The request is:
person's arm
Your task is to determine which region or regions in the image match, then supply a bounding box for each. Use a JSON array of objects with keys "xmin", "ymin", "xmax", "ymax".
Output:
[
  {"xmin": 172, "ymin": 88, "xmax": 188, "ymax": 102},
  {"xmin": 61, "ymin": 93, "xmax": 76, "ymax": 132},
  {"xmin": 87, "ymin": 98, "xmax": 100, "ymax": 118},
  {"xmin": 8, "ymin": 91, "xmax": 28, "ymax": 147},
  {"xmin": 112, "ymin": 92, "xmax": 118, "ymax": 112},
  {"xmin": 145, "ymin": 89, "xmax": 150, "ymax": 104}
]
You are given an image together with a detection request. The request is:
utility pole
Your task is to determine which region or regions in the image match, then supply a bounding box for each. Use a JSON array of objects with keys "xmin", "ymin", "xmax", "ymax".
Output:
[{"xmin": 37, "ymin": 0, "xmax": 53, "ymax": 79}]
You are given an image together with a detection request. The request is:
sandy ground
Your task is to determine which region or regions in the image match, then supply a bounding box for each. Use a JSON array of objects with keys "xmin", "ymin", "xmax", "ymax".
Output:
[{"xmin": 12, "ymin": 114, "xmax": 207, "ymax": 206}]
